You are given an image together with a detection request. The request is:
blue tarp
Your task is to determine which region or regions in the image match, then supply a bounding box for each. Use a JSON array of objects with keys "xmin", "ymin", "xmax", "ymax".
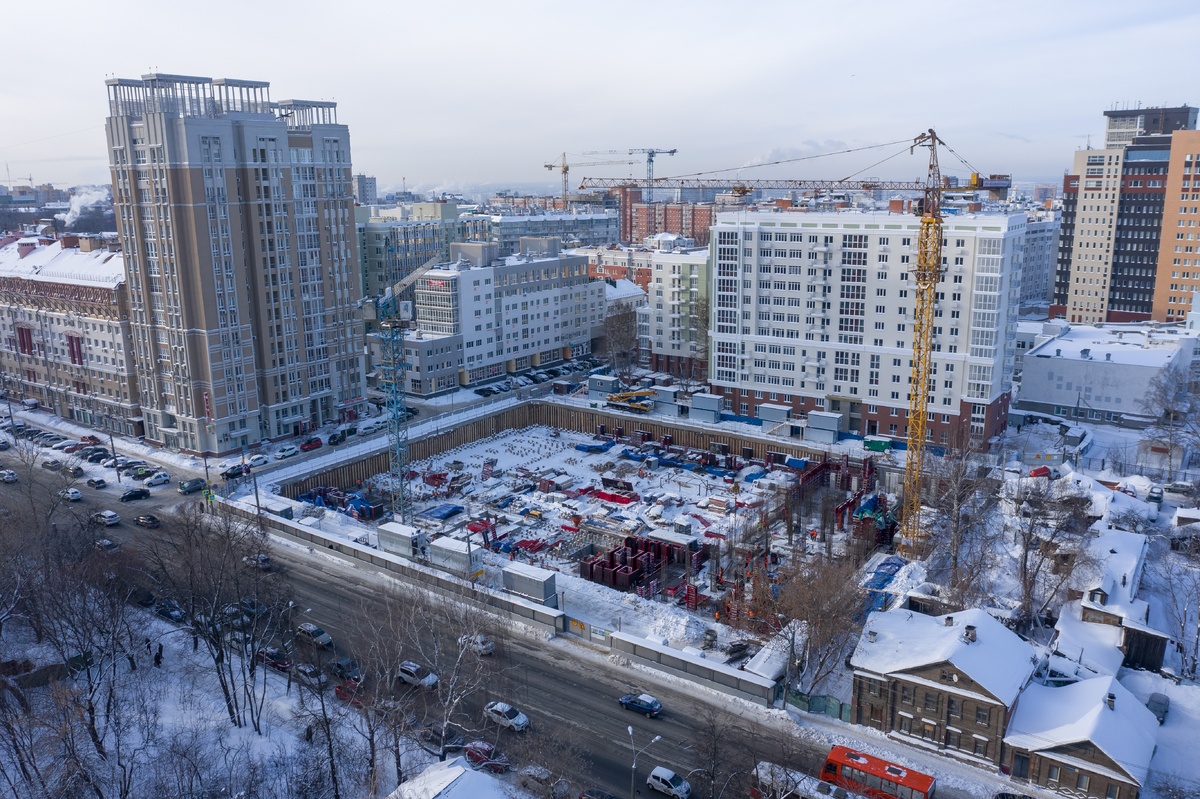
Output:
[
  {"xmin": 420, "ymin": 503, "xmax": 465, "ymax": 521},
  {"xmin": 784, "ymin": 456, "xmax": 807, "ymax": 470}
]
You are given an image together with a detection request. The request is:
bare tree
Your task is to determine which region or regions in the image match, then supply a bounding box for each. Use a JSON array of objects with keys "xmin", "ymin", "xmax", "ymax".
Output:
[
  {"xmin": 604, "ymin": 304, "xmax": 640, "ymax": 386},
  {"xmin": 1139, "ymin": 361, "xmax": 1195, "ymax": 481},
  {"xmin": 772, "ymin": 558, "xmax": 863, "ymax": 694},
  {"xmin": 1150, "ymin": 552, "xmax": 1200, "ymax": 678},
  {"xmin": 1002, "ymin": 477, "xmax": 1094, "ymax": 632}
]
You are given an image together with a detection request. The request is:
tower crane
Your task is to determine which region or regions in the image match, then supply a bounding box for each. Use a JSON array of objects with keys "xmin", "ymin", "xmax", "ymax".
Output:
[
  {"xmin": 584, "ymin": 148, "xmax": 677, "ymax": 201},
  {"xmin": 544, "ymin": 153, "xmax": 638, "ymax": 201},
  {"xmin": 580, "ymin": 130, "xmax": 991, "ymax": 558}
]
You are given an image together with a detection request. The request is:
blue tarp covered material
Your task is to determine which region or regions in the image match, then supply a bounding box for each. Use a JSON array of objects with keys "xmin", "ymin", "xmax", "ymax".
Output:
[
  {"xmin": 575, "ymin": 439, "xmax": 616, "ymax": 454},
  {"xmin": 874, "ymin": 555, "xmax": 906, "ymax": 576},
  {"xmin": 863, "ymin": 572, "xmax": 893, "ymax": 592},
  {"xmin": 704, "ymin": 465, "xmax": 735, "ymax": 478},
  {"xmin": 420, "ymin": 503, "xmax": 465, "ymax": 521},
  {"xmin": 784, "ymin": 456, "xmax": 807, "ymax": 470}
]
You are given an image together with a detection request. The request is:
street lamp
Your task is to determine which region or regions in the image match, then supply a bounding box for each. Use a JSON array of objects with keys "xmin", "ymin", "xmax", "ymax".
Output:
[{"xmin": 628, "ymin": 726, "xmax": 661, "ymax": 799}]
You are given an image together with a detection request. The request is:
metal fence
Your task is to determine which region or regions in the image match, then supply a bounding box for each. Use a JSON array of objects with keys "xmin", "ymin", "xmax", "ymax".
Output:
[{"xmin": 787, "ymin": 690, "xmax": 852, "ymax": 722}]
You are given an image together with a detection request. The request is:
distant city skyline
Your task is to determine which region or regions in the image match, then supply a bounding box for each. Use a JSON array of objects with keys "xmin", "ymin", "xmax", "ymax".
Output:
[{"xmin": 2, "ymin": 0, "xmax": 1198, "ymax": 196}]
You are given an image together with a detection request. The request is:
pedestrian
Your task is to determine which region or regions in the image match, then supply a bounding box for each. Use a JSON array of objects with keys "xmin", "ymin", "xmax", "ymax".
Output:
[{"xmin": 144, "ymin": 637, "xmax": 152, "ymax": 654}]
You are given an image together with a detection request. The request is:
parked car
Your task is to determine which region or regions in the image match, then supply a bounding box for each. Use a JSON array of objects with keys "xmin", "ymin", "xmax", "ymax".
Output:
[
  {"xmin": 91, "ymin": 510, "xmax": 121, "ymax": 527},
  {"xmin": 86, "ymin": 477, "xmax": 107, "ymax": 489},
  {"xmin": 94, "ymin": 538, "xmax": 120, "ymax": 553},
  {"xmin": 418, "ymin": 725, "xmax": 466, "ymax": 754},
  {"xmin": 1147, "ymin": 486, "xmax": 1164, "ymax": 505},
  {"xmin": 647, "ymin": 767, "xmax": 691, "ymax": 799},
  {"xmin": 41, "ymin": 459, "xmax": 63, "ymax": 471},
  {"xmin": 64, "ymin": 465, "xmax": 84, "ymax": 479},
  {"xmin": 221, "ymin": 464, "xmax": 248, "ymax": 480},
  {"xmin": 463, "ymin": 741, "xmax": 510, "ymax": 773},
  {"xmin": 143, "ymin": 470, "xmax": 170, "ymax": 487},
  {"xmin": 275, "ymin": 445, "xmax": 300, "ymax": 460},
  {"xmin": 0, "ymin": 470, "xmax": 18, "ymax": 483},
  {"xmin": 295, "ymin": 622, "xmax": 334, "ymax": 649},
  {"xmin": 135, "ymin": 514, "xmax": 161, "ymax": 528},
  {"xmin": 120, "ymin": 487, "xmax": 151, "ymax": 502},
  {"xmin": 86, "ymin": 451, "xmax": 111, "ymax": 463},
  {"xmin": 178, "ymin": 477, "xmax": 207, "ymax": 494},
  {"xmin": 334, "ymin": 679, "xmax": 365, "ymax": 708},
  {"xmin": 1147, "ymin": 692, "xmax": 1170, "ymax": 724},
  {"xmin": 247, "ymin": 453, "xmax": 270, "ymax": 468},
  {"xmin": 59, "ymin": 441, "xmax": 86, "ymax": 452},
  {"xmin": 244, "ymin": 552, "xmax": 273, "ymax": 572},
  {"xmin": 80, "ymin": 435, "xmax": 102, "ymax": 445},
  {"xmin": 474, "ymin": 387, "xmax": 496, "ymax": 397},
  {"xmin": 102, "ymin": 456, "xmax": 130, "ymax": 469},
  {"xmin": 293, "ymin": 662, "xmax": 329, "ymax": 690},
  {"xmin": 255, "ymin": 646, "xmax": 292, "ymax": 672},
  {"xmin": 155, "ymin": 599, "xmax": 187, "ymax": 623},
  {"xmin": 331, "ymin": 656, "xmax": 365, "ymax": 684},
  {"xmin": 1165, "ymin": 481, "xmax": 1194, "ymax": 497},
  {"xmin": 239, "ymin": 596, "xmax": 268, "ymax": 618},
  {"xmin": 299, "ymin": 437, "xmax": 323, "ymax": 452},
  {"xmin": 519, "ymin": 765, "xmax": 572, "ymax": 799},
  {"xmin": 126, "ymin": 466, "xmax": 154, "ymax": 481},
  {"xmin": 57, "ymin": 488, "xmax": 82, "ymax": 502},
  {"xmin": 459, "ymin": 633, "xmax": 495, "ymax": 656},
  {"xmin": 618, "ymin": 693, "xmax": 663, "ymax": 717},
  {"xmin": 0, "ymin": 440, "xmax": 9, "ymax": 451},
  {"xmin": 327, "ymin": 430, "xmax": 347, "ymax": 446},
  {"xmin": 483, "ymin": 700, "xmax": 529, "ymax": 732},
  {"xmin": 397, "ymin": 660, "xmax": 438, "ymax": 690}
]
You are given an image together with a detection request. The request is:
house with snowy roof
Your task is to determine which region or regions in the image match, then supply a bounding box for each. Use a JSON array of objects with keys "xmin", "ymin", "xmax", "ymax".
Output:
[
  {"xmin": 850, "ymin": 608, "xmax": 1038, "ymax": 768},
  {"xmin": 1003, "ymin": 675, "xmax": 1158, "ymax": 799},
  {"xmin": 1052, "ymin": 527, "xmax": 1168, "ymax": 675},
  {"xmin": 385, "ymin": 755, "xmax": 535, "ymax": 799}
]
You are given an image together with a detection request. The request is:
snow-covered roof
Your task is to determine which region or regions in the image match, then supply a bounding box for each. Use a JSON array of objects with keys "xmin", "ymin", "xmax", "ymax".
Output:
[
  {"xmin": 852, "ymin": 608, "xmax": 1036, "ymax": 706},
  {"xmin": 0, "ymin": 237, "xmax": 125, "ymax": 288},
  {"xmin": 1052, "ymin": 601, "xmax": 1125, "ymax": 676},
  {"xmin": 1005, "ymin": 676, "xmax": 1158, "ymax": 787},
  {"xmin": 1025, "ymin": 323, "xmax": 1198, "ymax": 368},
  {"xmin": 1072, "ymin": 527, "xmax": 1149, "ymax": 615},
  {"xmin": 386, "ymin": 756, "xmax": 529, "ymax": 799},
  {"xmin": 605, "ymin": 278, "xmax": 646, "ymax": 302}
]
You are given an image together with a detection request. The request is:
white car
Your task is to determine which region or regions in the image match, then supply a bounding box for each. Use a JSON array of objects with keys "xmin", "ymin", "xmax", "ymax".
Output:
[
  {"xmin": 483, "ymin": 701, "xmax": 529, "ymax": 732},
  {"xmin": 459, "ymin": 634, "xmax": 495, "ymax": 656},
  {"xmin": 247, "ymin": 454, "xmax": 269, "ymax": 468},
  {"xmin": 275, "ymin": 445, "xmax": 300, "ymax": 460},
  {"xmin": 91, "ymin": 510, "xmax": 121, "ymax": 527},
  {"xmin": 143, "ymin": 470, "xmax": 170, "ymax": 487},
  {"xmin": 396, "ymin": 660, "xmax": 439, "ymax": 690},
  {"xmin": 57, "ymin": 488, "xmax": 82, "ymax": 502},
  {"xmin": 647, "ymin": 767, "xmax": 691, "ymax": 799},
  {"xmin": 0, "ymin": 470, "xmax": 16, "ymax": 483}
]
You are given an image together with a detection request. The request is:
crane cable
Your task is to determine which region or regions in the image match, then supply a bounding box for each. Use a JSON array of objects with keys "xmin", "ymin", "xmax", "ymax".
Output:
[{"xmin": 657, "ymin": 138, "xmax": 914, "ymax": 181}]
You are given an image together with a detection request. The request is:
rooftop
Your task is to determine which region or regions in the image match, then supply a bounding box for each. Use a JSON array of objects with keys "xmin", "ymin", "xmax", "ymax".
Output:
[
  {"xmin": 0, "ymin": 236, "xmax": 125, "ymax": 288},
  {"xmin": 1025, "ymin": 323, "xmax": 1198, "ymax": 368}
]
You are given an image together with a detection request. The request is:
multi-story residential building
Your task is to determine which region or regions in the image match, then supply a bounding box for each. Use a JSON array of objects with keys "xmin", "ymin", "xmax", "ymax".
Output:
[
  {"xmin": 354, "ymin": 173, "xmax": 377, "ymax": 205},
  {"xmin": 1019, "ymin": 211, "xmax": 1060, "ymax": 308},
  {"xmin": 1151, "ymin": 130, "xmax": 1200, "ymax": 321},
  {"xmin": 575, "ymin": 234, "xmax": 696, "ymax": 291},
  {"xmin": 706, "ymin": 210, "xmax": 1021, "ymax": 449},
  {"xmin": 0, "ymin": 233, "xmax": 142, "ymax": 436},
  {"xmin": 1104, "ymin": 105, "xmax": 1198, "ymax": 148},
  {"xmin": 630, "ymin": 201, "xmax": 718, "ymax": 246},
  {"xmin": 105, "ymin": 73, "xmax": 365, "ymax": 455},
  {"xmin": 459, "ymin": 209, "xmax": 619, "ymax": 257},
  {"xmin": 850, "ymin": 608, "xmax": 1036, "ymax": 767},
  {"xmin": 1054, "ymin": 107, "xmax": 1199, "ymax": 324},
  {"xmin": 640, "ymin": 244, "xmax": 711, "ymax": 381},
  {"xmin": 397, "ymin": 238, "xmax": 604, "ymax": 396}
]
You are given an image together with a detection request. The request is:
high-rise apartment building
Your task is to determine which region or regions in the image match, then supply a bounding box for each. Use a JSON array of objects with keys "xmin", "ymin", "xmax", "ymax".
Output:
[
  {"xmin": 354, "ymin": 174, "xmax": 378, "ymax": 205},
  {"xmin": 707, "ymin": 211, "xmax": 1022, "ymax": 449},
  {"xmin": 1020, "ymin": 212, "xmax": 1060, "ymax": 308},
  {"xmin": 1104, "ymin": 106, "xmax": 1198, "ymax": 148},
  {"xmin": 105, "ymin": 73, "xmax": 364, "ymax": 455},
  {"xmin": 1152, "ymin": 130, "xmax": 1200, "ymax": 322}
]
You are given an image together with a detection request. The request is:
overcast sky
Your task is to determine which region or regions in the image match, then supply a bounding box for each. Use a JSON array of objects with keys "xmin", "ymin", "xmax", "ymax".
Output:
[{"xmin": 3, "ymin": 0, "xmax": 1198, "ymax": 196}]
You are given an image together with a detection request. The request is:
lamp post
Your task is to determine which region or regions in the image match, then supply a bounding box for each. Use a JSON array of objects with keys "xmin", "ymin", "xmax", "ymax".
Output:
[{"xmin": 628, "ymin": 726, "xmax": 661, "ymax": 799}]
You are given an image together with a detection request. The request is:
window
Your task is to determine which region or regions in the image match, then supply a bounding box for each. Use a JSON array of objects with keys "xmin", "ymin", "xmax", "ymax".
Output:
[
  {"xmin": 923, "ymin": 692, "xmax": 938, "ymax": 712},
  {"xmin": 975, "ymin": 706, "xmax": 990, "ymax": 726},
  {"xmin": 972, "ymin": 738, "xmax": 988, "ymax": 758},
  {"xmin": 1076, "ymin": 774, "xmax": 1090, "ymax": 792},
  {"xmin": 1047, "ymin": 765, "xmax": 1060, "ymax": 783},
  {"xmin": 1106, "ymin": 785, "xmax": 1119, "ymax": 799},
  {"xmin": 947, "ymin": 698, "xmax": 961, "ymax": 718},
  {"xmin": 901, "ymin": 686, "xmax": 914, "ymax": 705}
]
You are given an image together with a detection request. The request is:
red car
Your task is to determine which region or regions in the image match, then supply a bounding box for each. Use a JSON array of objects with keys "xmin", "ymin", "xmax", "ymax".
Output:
[
  {"xmin": 334, "ymin": 679, "xmax": 365, "ymax": 708},
  {"xmin": 463, "ymin": 741, "xmax": 510, "ymax": 773},
  {"xmin": 255, "ymin": 646, "xmax": 292, "ymax": 673},
  {"xmin": 299, "ymin": 436, "xmax": 323, "ymax": 452},
  {"xmin": 80, "ymin": 435, "xmax": 102, "ymax": 445}
]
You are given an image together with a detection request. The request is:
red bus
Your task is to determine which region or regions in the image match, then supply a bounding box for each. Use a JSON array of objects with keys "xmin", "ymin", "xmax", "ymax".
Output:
[{"xmin": 820, "ymin": 746, "xmax": 936, "ymax": 799}]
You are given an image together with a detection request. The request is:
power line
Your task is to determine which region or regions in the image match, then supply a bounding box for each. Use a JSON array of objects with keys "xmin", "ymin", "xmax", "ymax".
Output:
[{"xmin": 0, "ymin": 125, "xmax": 104, "ymax": 152}]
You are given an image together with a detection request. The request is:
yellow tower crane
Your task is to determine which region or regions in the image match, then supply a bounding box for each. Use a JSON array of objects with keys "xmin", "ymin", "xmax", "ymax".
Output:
[
  {"xmin": 580, "ymin": 130, "xmax": 996, "ymax": 558},
  {"xmin": 545, "ymin": 154, "xmax": 638, "ymax": 201}
]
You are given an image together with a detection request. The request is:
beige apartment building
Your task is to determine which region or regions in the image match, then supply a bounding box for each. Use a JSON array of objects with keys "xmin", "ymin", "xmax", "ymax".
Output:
[
  {"xmin": 0, "ymin": 233, "xmax": 142, "ymax": 436},
  {"xmin": 105, "ymin": 73, "xmax": 364, "ymax": 456},
  {"xmin": 1152, "ymin": 129, "xmax": 1200, "ymax": 321}
]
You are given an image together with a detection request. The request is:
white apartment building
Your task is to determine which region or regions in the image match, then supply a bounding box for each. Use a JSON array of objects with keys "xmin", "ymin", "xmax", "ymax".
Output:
[
  {"xmin": 707, "ymin": 210, "xmax": 1024, "ymax": 448},
  {"xmin": 640, "ymin": 246, "xmax": 712, "ymax": 381},
  {"xmin": 401, "ymin": 239, "xmax": 604, "ymax": 396},
  {"xmin": 1020, "ymin": 211, "xmax": 1060, "ymax": 308}
]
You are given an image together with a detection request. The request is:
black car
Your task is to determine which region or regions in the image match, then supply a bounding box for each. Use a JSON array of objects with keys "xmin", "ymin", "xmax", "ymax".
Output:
[
  {"xmin": 418, "ymin": 725, "xmax": 466, "ymax": 754},
  {"xmin": 222, "ymin": 465, "xmax": 248, "ymax": 481},
  {"xmin": 86, "ymin": 451, "xmax": 111, "ymax": 463},
  {"xmin": 134, "ymin": 514, "xmax": 161, "ymax": 528},
  {"xmin": 86, "ymin": 477, "xmax": 108, "ymax": 489},
  {"xmin": 328, "ymin": 430, "xmax": 347, "ymax": 446},
  {"xmin": 474, "ymin": 387, "xmax": 496, "ymax": 397},
  {"xmin": 331, "ymin": 656, "xmax": 364, "ymax": 684},
  {"xmin": 120, "ymin": 488, "xmax": 151, "ymax": 502},
  {"xmin": 155, "ymin": 599, "xmax": 187, "ymax": 623}
]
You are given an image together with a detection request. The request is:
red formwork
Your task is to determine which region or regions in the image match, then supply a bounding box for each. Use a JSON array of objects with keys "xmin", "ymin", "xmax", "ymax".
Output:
[
  {"xmin": 614, "ymin": 565, "xmax": 637, "ymax": 591},
  {"xmin": 579, "ymin": 557, "xmax": 597, "ymax": 580}
]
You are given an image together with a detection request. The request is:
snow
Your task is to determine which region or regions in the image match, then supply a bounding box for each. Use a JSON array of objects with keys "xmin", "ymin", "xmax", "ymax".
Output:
[
  {"xmin": 0, "ymin": 237, "xmax": 125, "ymax": 286},
  {"xmin": 852, "ymin": 608, "xmax": 1036, "ymax": 707},
  {"xmin": 1025, "ymin": 323, "xmax": 1199, "ymax": 368},
  {"xmin": 1052, "ymin": 603, "xmax": 1125, "ymax": 676},
  {"xmin": 386, "ymin": 756, "xmax": 528, "ymax": 799},
  {"xmin": 1120, "ymin": 670, "xmax": 1197, "ymax": 789},
  {"xmin": 1004, "ymin": 676, "xmax": 1158, "ymax": 788}
]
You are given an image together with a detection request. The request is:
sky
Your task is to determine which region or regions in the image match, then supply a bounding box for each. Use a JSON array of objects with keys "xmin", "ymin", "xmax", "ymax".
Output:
[{"xmin": 3, "ymin": 0, "xmax": 1199, "ymax": 197}]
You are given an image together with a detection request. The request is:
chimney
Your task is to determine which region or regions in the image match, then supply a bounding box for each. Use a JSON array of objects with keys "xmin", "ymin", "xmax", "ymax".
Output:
[
  {"xmin": 964, "ymin": 625, "xmax": 977, "ymax": 643},
  {"xmin": 1105, "ymin": 692, "xmax": 1115, "ymax": 710},
  {"xmin": 1055, "ymin": 348, "xmax": 1062, "ymax": 356},
  {"xmin": 17, "ymin": 240, "xmax": 36, "ymax": 259},
  {"xmin": 866, "ymin": 630, "xmax": 877, "ymax": 643},
  {"xmin": 1105, "ymin": 353, "xmax": 1112, "ymax": 361},
  {"xmin": 79, "ymin": 236, "xmax": 100, "ymax": 252},
  {"xmin": 59, "ymin": 234, "xmax": 79, "ymax": 249},
  {"xmin": 944, "ymin": 615, "xmax": 954, "ymax": 627}
]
